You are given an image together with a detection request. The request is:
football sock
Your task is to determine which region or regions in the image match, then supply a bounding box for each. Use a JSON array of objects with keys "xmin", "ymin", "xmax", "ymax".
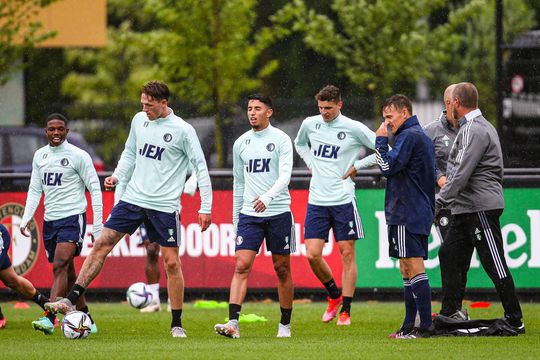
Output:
[
  {"xmin": 0, "ymin": 306, "xmax": 3, "ymax": 319},
  {"xmin": 147, "ymin": 283, "xmax": 160, "ymax": 303},
  {"xmin": 341, "ymin": 296, "xmax": 352, "ymax": 314},
  {"xmin": 171, "ymin": 309, "xmax": 182, "ymax": 328},
  {"xmin": 67, "ymin": 284, "xmax": 86, "ymax": 304},
  {"xmin": 411, "ymin": 273, "xmax": 432, "ymax": 329},
  {"xmin": 46, "ymin": 311, "xmax": 56, "ymax": 323},
  {"xmin": 79, "ymin": 306, "xmax": 94, "ymax": 323},
  {"xmin": 402, "ymin": 278, "xmax": 417, "ymax": 327},
  {"xmin": 323, "ymin": 279, "xmax": 341, "ymax": 299},
  {"xmin": 229, "ymin": 303, "xmax": 241, "ymax": 321},
  {"xmin": 280, "ymin": 307, "xmax": 292, "ymax": 325},
  {"xmin": 31, "ymin": 290, "xmax": 48, "ymax": 310}
]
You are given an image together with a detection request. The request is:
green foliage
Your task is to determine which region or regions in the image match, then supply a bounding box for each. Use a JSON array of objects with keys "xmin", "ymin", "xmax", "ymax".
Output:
[
  {"xmin": 0, "ymin": 0, "xmax": 57, "ymax": 84},
  {"xmin": 1, "ymin": 301, "xmax": 540, "ymax": 359},
  {"xmin": 430, "ymin": 0, "xmax": 536, "ymax": 121}
]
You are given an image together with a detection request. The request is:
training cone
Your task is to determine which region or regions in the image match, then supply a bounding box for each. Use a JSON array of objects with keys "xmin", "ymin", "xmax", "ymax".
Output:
[
  {"xmin": 469, "ymin": 301, "xmax": 491, "ymax": 308},
  {"xmin": 13, "ymin": 302, "xmax": 30, "ymax": 309}
]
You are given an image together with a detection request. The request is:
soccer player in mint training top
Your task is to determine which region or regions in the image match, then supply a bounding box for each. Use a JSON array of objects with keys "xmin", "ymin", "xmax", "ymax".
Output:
[
  {"xmin": 375, "ymin": 95, "xmax": 436, "ymax": 339},
  {"xmin": 214, "ymin": 94, "xmax": 294, "ymax": 339},
  {"xmin": 20, "ymin": 113, "xmax": 103, "ymax": 335},
  {"xmin": 45, "ymin": 81, "xmax": 213, "ymax": 338},
  {"xmin": 294, "ymin": 85, "xmax": 377, "ymax": 325}
]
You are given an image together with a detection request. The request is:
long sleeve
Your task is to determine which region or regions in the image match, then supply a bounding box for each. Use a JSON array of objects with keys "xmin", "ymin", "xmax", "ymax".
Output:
[
  {"xmin": 437, "ymin": 130, "xmax": 485, "ymax": 207},
  {"xmin": 112, "ymin": 119, "xmax": 137, "ymax": 183},
  {"xmin": 78, "ymin": 152, "xmax": 103, "ymax": 238},
  {"xmin": 259, "ymin": 135, "xmax": 293, "ymax": 207},
  {"xmin": 375, "ymin": 134, "xmax": 414, "ymax": 177},
  {"xmin": 20, "ymin": 154, "xmax": 43, "ymax": 228},
  {"xmin": 294, "ymin": 121, "xmax": 314, "ymax": 169},
  {"xmin": 353, "ymin": 122, "xmax": 377, "ymax": 170},
  {"xmin": 183, "ymin": 126, "xmax": 212, "ymax": 214},
  {"xmin": 232, "ymin": 140, "xmax": 244, "ymax": 232}
]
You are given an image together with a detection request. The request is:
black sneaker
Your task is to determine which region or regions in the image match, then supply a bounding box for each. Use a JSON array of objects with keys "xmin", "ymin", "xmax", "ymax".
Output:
[
  {"xmin": 389, "ymin": 323, "xmax": 413, "ymax": 339},
  {"xmin": 509, "ymin": 321, "xmax": 525, "ymax": 335},
  {"xmin": 396, "ymin": 326, "xmax": 434, "ymax": 339}
]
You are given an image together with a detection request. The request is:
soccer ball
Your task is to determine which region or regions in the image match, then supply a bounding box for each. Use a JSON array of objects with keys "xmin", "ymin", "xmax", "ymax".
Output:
[
  {"xmin": 126, "ymin": 282, "xmax": 153, "ymax": 309},
  {"xmin": 61, "ymin": 311, "xmax": 92, "ymax": 339}
]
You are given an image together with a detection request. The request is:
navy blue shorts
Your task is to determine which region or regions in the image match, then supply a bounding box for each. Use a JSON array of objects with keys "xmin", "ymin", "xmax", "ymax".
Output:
[
  {"xmin": 236, "ymin": 212, "xmax": 295, "ymax": 255},
  {"xmin": 43, "ymin": 213, "xmax": 86, "ymax": 263},
  {"xmin": 388, "ymin": 225, "xmax": 428, "ymax": 259},
  {"xmin": 0, "ymin": 225, "xmax": 12, "ymax": 271},
  {"xmin": 105, "ymin": 201, "xmax": 180, "ymax": 247},
  {"xmin": 304, "ymin": 201, "xmax": 364, "ymax": 242}
]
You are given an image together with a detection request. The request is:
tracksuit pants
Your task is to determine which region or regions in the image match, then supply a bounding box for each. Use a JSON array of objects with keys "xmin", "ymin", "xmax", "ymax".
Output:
[{"xmin": 438, "ymin": 209, "xmax": 522, "ymax": 322}]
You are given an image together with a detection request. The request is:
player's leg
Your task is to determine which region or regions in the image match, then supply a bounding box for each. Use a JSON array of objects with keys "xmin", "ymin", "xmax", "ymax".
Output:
[
  {"xmin": 141, "ymin": 240, "xmax": 161, "ymax": 312},
  {"xmin": 215, "ymin": 214, "xmax": 262, "ymax": 339},
  {"xmin": 160, "ymin": 246, "xmax": 185, "ymax": 337},
  {"xmin": 0, "ymin": 305, "xmax": 4, "ymax": 329},
  {"xmin": 331, "ymin": 201, "xmax": 363, "ymax": 325},
  {"xmin": 474, "ymin": 210, "xmax": 523, "ymax": 333},
  {"xmin": 45, "ymin": 227, "xmax": 125, "ymax": 314},
  {"xmin": 438, "ymin": 213, "xmax": 474, "ymax": 317}
]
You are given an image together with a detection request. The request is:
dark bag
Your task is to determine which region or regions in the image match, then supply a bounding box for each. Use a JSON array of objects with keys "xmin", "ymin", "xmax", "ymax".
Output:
[{"xmin": 433, "ymin": 315, "xmax": 518, "ymax": 337}]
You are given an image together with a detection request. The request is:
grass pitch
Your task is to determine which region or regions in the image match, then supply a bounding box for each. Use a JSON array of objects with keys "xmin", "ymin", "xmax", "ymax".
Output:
[{"xmin": 1, "ymin": 301, "xmax": 538, "ymax": 360}]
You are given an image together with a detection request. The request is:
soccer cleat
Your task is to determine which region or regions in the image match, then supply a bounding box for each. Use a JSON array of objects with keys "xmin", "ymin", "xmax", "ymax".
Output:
[
  {"xmin": 170, "ymin": 326, "xmax": 187, "ymax": 338},
  {"xmin": 337, "ymin": 311, "xmax": 351, "ymax": 326},
  {"xmin": 505, "ymin": 317, "xmax": 525, "ymax": 335},
  {"xmin": 214, "ymin": 320, "xmax": 240, "ymax": 339},
  {"xmin": 322, "ymin": 295, "xmax": 343, "ymax": 323},
  {"xmin": 277, "ymin": 323, "xmax": 291, "ymax": 338},
  {"xmin": 0, "ymin": 317, "xmax": 6, "ymax": 329},
  {"xmin": 388, "ymin": 324, "xmax": 414, "ymax": 339},
  {"xmin": 44, "ymin": 298, "xmax": 75, "ymax": 315},
  {"xmin": 90, "ymin": 322, "xmax": 98, "ymax": 334},
  {"xmin": 396, "ymin": 327, "xmax": 433, "ymax": 339},
  {"xmin": 140, "ymin": 299, "xmax": 161, "ymax": 313},
  {"xmin": 32, "ymin": 316, "xmax": 54, "ymax": 335}
]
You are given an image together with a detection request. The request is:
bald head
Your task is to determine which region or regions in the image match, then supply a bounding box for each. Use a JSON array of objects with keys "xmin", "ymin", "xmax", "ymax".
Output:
[{"xmin": 444, "ymin": 84, "xmax": 456, "ymax": 103}]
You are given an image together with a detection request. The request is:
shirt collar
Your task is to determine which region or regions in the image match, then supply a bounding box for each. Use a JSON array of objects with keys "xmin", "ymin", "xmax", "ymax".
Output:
[
  {"xmin": 464, "ymin": 108, "xmax": 482, "ymax": 121},
  {"xmin": 49, "ymin": 139, "xmax": 69, "ymax": 152}
]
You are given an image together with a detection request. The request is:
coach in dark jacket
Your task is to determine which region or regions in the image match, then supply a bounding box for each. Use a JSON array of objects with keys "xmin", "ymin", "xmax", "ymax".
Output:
[
  {"xmin": 376, "ymin": 94, "xmax": 436, "ymax": 338},
  {"xmin": 436, "ymin": 82, "xmax": 524, "ymax": 333}
]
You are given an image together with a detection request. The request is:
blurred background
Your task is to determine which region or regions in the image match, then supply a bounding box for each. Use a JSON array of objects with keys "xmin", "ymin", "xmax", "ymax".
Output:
[{"xmin": 0, "ymin": 0, "xmax": 539, "ymax": 170}]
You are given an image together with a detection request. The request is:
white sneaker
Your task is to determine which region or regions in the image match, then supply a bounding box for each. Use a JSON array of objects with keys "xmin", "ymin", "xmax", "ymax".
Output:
[
  {"xmin": 214, "ymin": 320, "xmax": 240, "ymax": 339},
  {"xmin": 170, "ymin": 326, "xmax": 187, "ymax": 338},
  {"xmin": 277, "ymin": 323, "xmax": 291, "ymax": 338},
  {"xmin": 140, "ymin": 299, "xmax": 161, "ymax": 313}
]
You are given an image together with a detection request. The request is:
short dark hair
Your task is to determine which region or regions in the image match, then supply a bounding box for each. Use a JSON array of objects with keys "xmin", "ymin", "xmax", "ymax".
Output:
[
  {"xmin": 453, "ymin": 82, "xmax": 478, "ymax": 109},
  {"xmin": 141, "ymin": 80, "xmax": 170, "ymax": 101},
  {"xmin": 247, "ymin": 93, "xmax": 273, "ymax": 109},
  {"xmin": 382, "ymin": 94, "xmax": 413, "ymax": 116},
  {"xmin": 315, "ymin": 85, "xmax": 341, "ymax": 102},
  {"xmin": 45, "ymin": 113, "xmax": 68, "ymax": 127}
]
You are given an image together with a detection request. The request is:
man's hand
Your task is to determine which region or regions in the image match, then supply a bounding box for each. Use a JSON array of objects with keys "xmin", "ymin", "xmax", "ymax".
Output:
[
  {"xmin": 343, "ymin": 166, "xmax": 357, "ymax": 180},
  {"xmin": 198, "ymin": 213, "xmax": 211, "ymax": 232},
  {"xmin": 252, "ymin": 197, "xmax": 267, "ymax": 213},
  {"xmin": 376, "ymin": 121, "xmax": 388, "ymax": 137},
  {"xmin": 104, "ymin": 176, "xmax": 118, "ymax": 191},
  {"xmin": 437, "ymin": 175, "xmax": 447, "ymax": 189},
  {"xmin": 20, "ymin": 225, "xmax": 30, "ymax": 237}
]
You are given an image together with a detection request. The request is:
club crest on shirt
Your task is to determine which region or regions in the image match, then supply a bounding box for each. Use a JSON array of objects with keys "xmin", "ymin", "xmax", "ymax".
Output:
[
  {"xmin": 60, "ymin": 158, "xmax": 69, "ymax": 166},
  {"xmin": 337, "ymin": 131, "xmax": 346, "ymax": 140},
  {"xmin": 163, "ymin": 133, "xmax": 173, "ymax": 142},
  {"xmin": 266, "ymin": 143, "xmax": 275, "ymax": 152}
]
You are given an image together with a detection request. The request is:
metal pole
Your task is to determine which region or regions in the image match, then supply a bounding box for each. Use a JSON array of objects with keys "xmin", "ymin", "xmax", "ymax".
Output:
[{"xmin": 495, "ymin": 0, "xmax": 504, "ymax": 141}]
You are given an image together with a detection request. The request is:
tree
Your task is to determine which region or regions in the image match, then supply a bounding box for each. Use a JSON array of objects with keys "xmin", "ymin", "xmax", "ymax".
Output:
[{"xmin": 0, "ymin": 0, "xmax": 56, "ymax": 84}]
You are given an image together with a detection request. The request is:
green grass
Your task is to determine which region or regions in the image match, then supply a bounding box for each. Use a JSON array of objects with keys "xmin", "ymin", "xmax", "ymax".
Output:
[{"xmin": 1, "ymin": 301, "xmax": 538, "ymax": 359}]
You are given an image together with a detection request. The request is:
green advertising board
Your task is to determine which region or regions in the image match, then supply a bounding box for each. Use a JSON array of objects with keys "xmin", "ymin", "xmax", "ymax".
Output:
[{"xmin": 355, "ymin": 188, "xmax": 540, "ymax": 288}]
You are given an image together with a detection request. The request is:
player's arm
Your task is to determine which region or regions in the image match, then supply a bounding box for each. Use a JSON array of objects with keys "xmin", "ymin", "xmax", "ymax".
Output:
[
  {"xmin": 184, "ymin": 126, "xmax": 212, "ymax": 231},
  {"xmin": 437, "ymin": 129, "xmax": 486, "ymax": 207},
  {"xmin": 110, "ymin": 117, "xmax": 137, "ymax": 190},
  {"xmin": 294, "ymin": 120, "xmax": 314, "ymax": 169},
  {"xmin": 257, "ymin": 135, "xmax": 293, "ymax": 212},
  {"xmin": 353, "ymin": 122, "xmax": 378, "ymax": 170},
  {"xmin": 79, "ymin": 152, "xmax": 104, "ymax": 239},
  {"xmin": 375, "ymin": 124, "xmax": 415, "ymax": 177},
  {"xmin": 232, "ymin": 140, "xmax": 245, "ymax": 231},
  {"xmin": 20, "ymin": 153, "xmax": 44, "ymax": 236},
  {"xmin": 183, "ymin": 162, "xmax": 198, "ymax": 196}
]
